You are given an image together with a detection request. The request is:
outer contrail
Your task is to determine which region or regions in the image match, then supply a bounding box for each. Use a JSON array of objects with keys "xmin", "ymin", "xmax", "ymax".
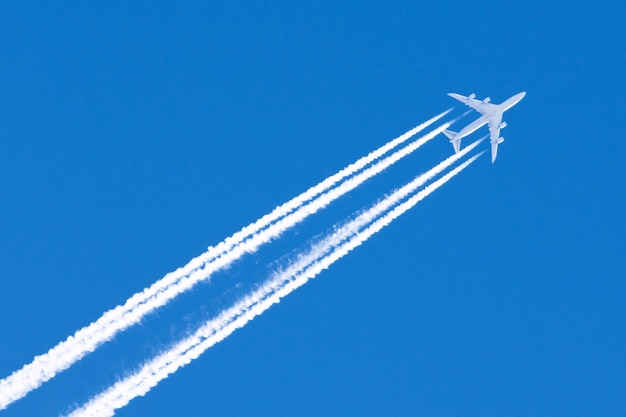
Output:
[
  {"xmin": 0, "ymin": 110, "xmax": 450, "ymax": 410},
  {"xmin": 66, "ymin": 149, "xmax": 483, "ymax": 417}
]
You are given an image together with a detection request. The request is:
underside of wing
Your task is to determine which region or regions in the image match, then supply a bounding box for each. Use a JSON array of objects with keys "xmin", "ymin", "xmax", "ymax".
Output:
[
  {"xmin": 487, "ymin": 112, "xmax": 503, "ymax": 142},
  {"xmin": 448, "ymin": 93, "xmax": 494, "ymax": 115},
  {"xmin": 488, "ymin": 113, "xmax": 503, "ymax": 163},
  {"xmin": 491, "ymin": 140, "xmax": 499, "ymax": 163}
]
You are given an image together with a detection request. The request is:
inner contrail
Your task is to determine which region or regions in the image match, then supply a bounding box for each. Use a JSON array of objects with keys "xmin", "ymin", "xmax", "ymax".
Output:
[
  {"xmin": 66, "ymin": 149, "xmax": 483, "ymax": 417},
  {"xmin": 0, "ymin": 110, "xmax": 451, "ymax": 410}
]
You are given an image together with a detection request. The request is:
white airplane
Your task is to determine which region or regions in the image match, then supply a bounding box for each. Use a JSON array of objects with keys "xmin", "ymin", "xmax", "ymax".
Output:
[{"xmin": 443, "ymin": 91, "xmax": 526, "ymax": 162}]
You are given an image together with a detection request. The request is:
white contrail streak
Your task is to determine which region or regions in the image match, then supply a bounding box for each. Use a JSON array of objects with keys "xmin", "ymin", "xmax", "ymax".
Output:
[
  {"xmin": 0, "ymin": 110, "xmax": 451, "ymax": 410},
  {"xmin": 67, "ymin": 150, "xmax": 483, "ymax": 417}
]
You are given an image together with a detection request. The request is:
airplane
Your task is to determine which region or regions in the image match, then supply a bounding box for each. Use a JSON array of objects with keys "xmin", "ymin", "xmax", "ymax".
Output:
[{"xmin": 443, "ymin": 91, "xmax": 526, "ymax": 162}]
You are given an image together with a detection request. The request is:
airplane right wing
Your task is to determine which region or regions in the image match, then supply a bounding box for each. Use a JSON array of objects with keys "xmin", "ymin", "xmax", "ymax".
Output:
[{"xmin": 448, "ymin": 93, "xmax": 496, "ymax": 115}]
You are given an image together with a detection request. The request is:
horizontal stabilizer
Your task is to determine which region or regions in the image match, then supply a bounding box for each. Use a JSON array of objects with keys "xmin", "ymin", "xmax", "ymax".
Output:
[
  {"xmin": 443, "ymin": 130, "xmax": 462, "ymax": 153},
  {"xmin": 442, "ymin": 129, "xmax": 457, "ymax": 140}
]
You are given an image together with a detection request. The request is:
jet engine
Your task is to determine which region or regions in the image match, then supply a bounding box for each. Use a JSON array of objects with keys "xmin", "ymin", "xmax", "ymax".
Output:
[
  {"xmin": 468, "ymin": 93, "xmax": 476, "ymax": 99},
  {"xmin": 500, "ymin": 122, "xmax": 507, "ymax": 129},
  {"xmin": 483, "ymin": 97, "xmax": 491, "ymax": 103},
  {"xmin": 497, "ymin": 137, "xmax": 504, "ymax": 144}
]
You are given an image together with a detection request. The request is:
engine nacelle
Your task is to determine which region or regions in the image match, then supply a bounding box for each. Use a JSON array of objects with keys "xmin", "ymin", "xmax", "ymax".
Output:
[
  {"xmin": 469, "ymin": 93, "xmax": 476, "ymax": 99},
  {"xmin": 483, "ymin": 97, "xmax": 491, "ymax": 103},
  {"xmin": 497, "ymin": 137, "xmax": 504, "ymax": 144},
  {"xmin": 500, "ymin": 122, "xmax": 507, "ymax": 129}
]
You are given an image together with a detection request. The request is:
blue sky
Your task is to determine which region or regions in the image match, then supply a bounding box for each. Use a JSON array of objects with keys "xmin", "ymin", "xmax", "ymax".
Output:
[{"xmin": 1, "ymin": 2, "xmax": 625, "ymax": 416}]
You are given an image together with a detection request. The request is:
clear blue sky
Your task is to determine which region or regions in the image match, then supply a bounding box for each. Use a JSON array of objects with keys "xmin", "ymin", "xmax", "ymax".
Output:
[{"xmin": 1, "ymin": 2, "xmax": 625, "ymax": 416}]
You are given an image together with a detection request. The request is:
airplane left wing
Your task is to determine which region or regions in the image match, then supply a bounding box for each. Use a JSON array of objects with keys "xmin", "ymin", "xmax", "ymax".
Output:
[
  {"xmin": 487, "ymin": 112, "xmax": 503, "ymax": 163},
  {"xmin": 487, "ymin": 112, "xmax": 503, "ymax": 142}
]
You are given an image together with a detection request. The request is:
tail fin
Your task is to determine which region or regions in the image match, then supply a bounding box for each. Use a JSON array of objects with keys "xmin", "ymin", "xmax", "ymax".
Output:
[{"xmin": 443, "ymin": 130, "xmax": 462, "ymax": 153}]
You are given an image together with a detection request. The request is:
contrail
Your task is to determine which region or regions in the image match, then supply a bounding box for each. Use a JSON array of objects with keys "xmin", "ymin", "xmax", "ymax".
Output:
[
  {"xmin": 0, "ymin": 110, "xmax": 450, "ymax": 410},
  {"xmin": 66, "ymin": 150, "xmax": 483, "ymax": 417}
]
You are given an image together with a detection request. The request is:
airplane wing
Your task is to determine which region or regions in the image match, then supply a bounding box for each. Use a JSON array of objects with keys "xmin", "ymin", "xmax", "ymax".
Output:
[
  {"xmin": 488, "ymin": 112, "xmax": 503, "ymax": 163},
  {"xmin": 448, "ymin": 93, "xmax": 496, "ymax": 115}
]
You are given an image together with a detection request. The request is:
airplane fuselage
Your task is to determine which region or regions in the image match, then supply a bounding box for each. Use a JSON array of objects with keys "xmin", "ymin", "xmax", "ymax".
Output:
[
  {"xmin": 456, "ymin": 114, "xmax": 489, "ymax": 139},
  {"xmin": 501, "ymin": 92, "xmax": 526, "ymax": 112}
]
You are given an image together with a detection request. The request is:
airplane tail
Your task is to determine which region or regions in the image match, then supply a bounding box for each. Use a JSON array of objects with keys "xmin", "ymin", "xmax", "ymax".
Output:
[{"xmin": 443, "ymin": 130, "xmax": 462, "ymax": 154}]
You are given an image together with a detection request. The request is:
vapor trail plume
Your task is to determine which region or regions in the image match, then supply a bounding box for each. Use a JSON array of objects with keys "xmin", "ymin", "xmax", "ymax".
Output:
[
  {"xmin": 51, "ymin": 115, "xmax": 459, "ymax": 369},
  {"xmin": 66, "ymin": 150, "xmax": 483, "ymax": 417},
  {"xmin": 0, "ymin": 110, "xmax": 450, "ymax": 410}
]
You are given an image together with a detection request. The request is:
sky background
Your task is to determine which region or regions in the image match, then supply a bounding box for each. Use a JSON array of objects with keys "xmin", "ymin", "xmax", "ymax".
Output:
[{"xmin": 1, "ymin": 2, "xmax": 625, "ymax": 416}]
